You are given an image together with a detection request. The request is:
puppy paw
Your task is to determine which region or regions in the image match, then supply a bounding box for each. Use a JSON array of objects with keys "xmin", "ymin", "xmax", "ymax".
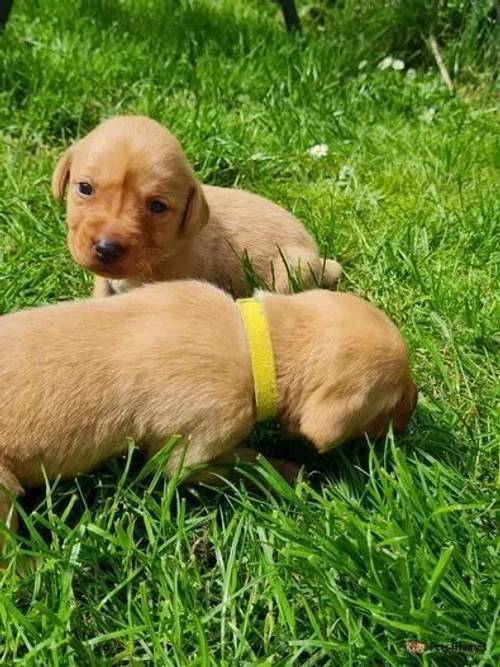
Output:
[{"xmin": 322, "ymin": 259, "xmax": 342, "ymax": 289}]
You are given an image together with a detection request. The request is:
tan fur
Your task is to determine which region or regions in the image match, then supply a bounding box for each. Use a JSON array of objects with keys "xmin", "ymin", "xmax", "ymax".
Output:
[
  {"xmin": 52, "ymin": 115, "xmax": 342, "ymax": 296},
  {"xmin": 0, "ymin": 282, "xmax": 416, "ymax": 532}
]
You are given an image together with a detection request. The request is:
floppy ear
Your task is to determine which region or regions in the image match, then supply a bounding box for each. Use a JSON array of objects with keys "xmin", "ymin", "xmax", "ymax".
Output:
[
  {"xmin": 393, "ymin": 381, "xmax": 418, "ymax": 433},
  {"xmin": 51, "ymin": 147, "xmax": 73, "ymax": 200},
  {"xmin": 180, "ymin": 181, "xmax": 209, "ymax": 237},
  {"xmin": 299, "ymin": 395, "xmax": 358, "ymax": 453},
  {"xmin": 298, "ymin": 385, "xmax": 393, "ymax": 453}
]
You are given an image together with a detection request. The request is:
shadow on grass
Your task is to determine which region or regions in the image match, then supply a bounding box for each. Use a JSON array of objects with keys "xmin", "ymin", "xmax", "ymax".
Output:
[
  {"xmin": 248, "ymin": 400, "xmax": 458, "ymax": 484},
  {"xmin": 74, "ymin": 0, "xmax": 283, "ymax": 57},
  {"xmin": 13, "ymin": 400, "xmax": 455, "ymax": 549}
]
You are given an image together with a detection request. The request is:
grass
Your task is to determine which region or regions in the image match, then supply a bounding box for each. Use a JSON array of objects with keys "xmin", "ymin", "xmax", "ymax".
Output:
[{"xmin": 0, "ymin": 0, "xmax": 499, "ymax": 664}]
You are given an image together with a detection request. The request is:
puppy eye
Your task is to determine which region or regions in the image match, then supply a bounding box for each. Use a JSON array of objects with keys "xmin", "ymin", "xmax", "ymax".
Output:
[
  {"xmin": 149, "ymin": 200, "xmax": 168, "ymax": 214},
  {"xmin": 77, "ymin": 182, "xmax": 93, "ymax": 197}
]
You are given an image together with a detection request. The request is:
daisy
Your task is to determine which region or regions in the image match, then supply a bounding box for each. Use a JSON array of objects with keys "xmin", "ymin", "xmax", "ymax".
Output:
[
  {"xmin": 378, "ymin": 56, "xmax": 393, "ymax": 70},
  {"xmin": 379, "ymin": 56, "xmax": 405, "ymax": 71},
  {"xmin": 338, "ymin": 165, "xmax": 355, "ymax": 181},
  {"xmin": 308, "ymin": 143, "xmax": 329, "ymax": 159},
  {"xmin": 421, "ymin": 108, "xmax": 436, "ymax": 123}
]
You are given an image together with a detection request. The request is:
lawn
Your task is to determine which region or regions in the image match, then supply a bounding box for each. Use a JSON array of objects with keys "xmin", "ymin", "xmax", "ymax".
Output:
[{"xmin": 0, "ymin": 0, "xmax": 499, "ymax": 664}]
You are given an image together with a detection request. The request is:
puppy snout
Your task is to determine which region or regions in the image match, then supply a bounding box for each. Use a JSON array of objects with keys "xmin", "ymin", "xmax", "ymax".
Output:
[{"xmin": 93, "ymin": 238, "xmax": 125, "ymax": 264}]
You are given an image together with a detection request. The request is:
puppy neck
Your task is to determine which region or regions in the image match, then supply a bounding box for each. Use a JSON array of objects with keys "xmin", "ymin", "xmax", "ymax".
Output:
[{"xmin": 254, "ymin": 292, "xmax": 311, "ymax": 431}]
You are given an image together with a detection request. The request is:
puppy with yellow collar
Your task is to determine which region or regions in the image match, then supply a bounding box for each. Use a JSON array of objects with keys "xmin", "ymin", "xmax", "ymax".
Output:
[{"xmin": 0, "ymin": 281, "xmax": 417, "ymax": 532}]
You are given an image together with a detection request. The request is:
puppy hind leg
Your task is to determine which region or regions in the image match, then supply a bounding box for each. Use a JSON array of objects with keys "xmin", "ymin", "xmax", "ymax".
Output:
[
  {"xmin": 321, "ymin": 258, "xmax": 342, "ymax": 289},
  {"xmin": 269, "ymin": 246, "xmax": 342, "ymax": 293}
]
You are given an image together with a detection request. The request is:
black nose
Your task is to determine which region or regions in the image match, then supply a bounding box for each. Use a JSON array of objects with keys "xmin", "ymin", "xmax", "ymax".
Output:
[{"xmin": 94, "ymin": 238, "xmax": 125, "ymax": 264}]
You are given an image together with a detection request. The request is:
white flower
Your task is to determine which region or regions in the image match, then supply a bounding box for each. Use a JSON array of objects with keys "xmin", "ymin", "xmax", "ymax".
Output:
[
  {"xmin": 358, "ymin": 60, "xmax": 368, "ymax": 70},
  {"xmin": 406, "ymin": 68, "xmax": 416, "ymax": 80},
  {"xmin": 378, "ymin": 56, "xmax": 393, "ymax": 70},
  {"xmin": 308, "ymin": 143, "xmax": 329, "ymax": 159},
  {"xmin": 421, "ymin": 107, "xmax": 436, "ymax": 123},
  {"xmin": 338, "ymin": 165, "xmax": 355, "ymax": 181},
  {"xmin": 379, "ymin": 56, "xmax": 405, "ymax": 72}
]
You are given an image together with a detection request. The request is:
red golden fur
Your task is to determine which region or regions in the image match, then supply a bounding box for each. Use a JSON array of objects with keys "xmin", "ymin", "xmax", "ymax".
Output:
[
  {"xmin": 0, "ymin": 281, "xmax": 417, "ymax": 534},
  {"xmin": 52, "ymin": 116, "xmax": 342, "ymax": 297}
]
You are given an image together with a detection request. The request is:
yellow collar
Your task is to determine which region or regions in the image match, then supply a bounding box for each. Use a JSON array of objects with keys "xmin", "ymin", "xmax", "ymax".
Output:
[{"xmin": 237, "ymin": 297, "xmax": 278, "ymax": 422}]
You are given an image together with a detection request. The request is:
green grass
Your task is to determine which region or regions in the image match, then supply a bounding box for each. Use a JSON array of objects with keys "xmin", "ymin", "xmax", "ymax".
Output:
[{"xmin": 0, "ymin": 0, "xmax": 499, "ymax": 664}]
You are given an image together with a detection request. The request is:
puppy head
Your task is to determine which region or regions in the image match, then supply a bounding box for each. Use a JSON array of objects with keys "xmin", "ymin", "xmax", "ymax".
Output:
[
  {"xmin": 52, "ymin": 116, "xmax": 209, "ymax": 279},
  {"xmin": 275, "ymin": 292, "xmax": 418, "ymax": 452},
  {"xmin": 298, "ymin": 376, "xmax": 418, "ymax": 454}
]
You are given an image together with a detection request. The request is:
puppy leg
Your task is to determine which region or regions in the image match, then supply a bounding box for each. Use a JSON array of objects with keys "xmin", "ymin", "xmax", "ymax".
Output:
[
  {"xmin": 181, "ymin": 447, "xmax": 299, "ymax": 486},
  {"xmin": 0, "ymin": 462, "xmax": 24, "ymax": 541},
  {"xmin": 321, "ymin": 258, "xmax": 343, "ymax": 289},
  {"xmin": 93, "ymin": 276, "xmax": 114, "ymax": 298},
  {"xmin": 269, "ymin": 246, "xmax": 342, "ymax": 293}
]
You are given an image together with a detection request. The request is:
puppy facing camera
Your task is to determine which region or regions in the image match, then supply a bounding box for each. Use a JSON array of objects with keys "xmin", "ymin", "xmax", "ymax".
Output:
[{"xmin": 52, "ymin": 115, "xmax": 342, "ymax": 297}]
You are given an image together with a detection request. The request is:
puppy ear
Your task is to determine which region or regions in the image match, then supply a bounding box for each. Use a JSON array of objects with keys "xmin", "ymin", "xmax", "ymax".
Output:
[
  {"xmin": 393, "ymin": 381, "xmax": 418, "ymax": 433},
  {"xmin": 299, "ymin": 395, "xmax": 357, "ymax": 453},
  {"xmin": 51, "ymin": 148, "xmax": 73, "ymax": 200},
  {"xmin": 298, "ymin": 386, "xmax": 396, "ymax": 453},
  {"xmin": 180, "ymin": 181, "xmax": 209, "ymax": 237}
]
